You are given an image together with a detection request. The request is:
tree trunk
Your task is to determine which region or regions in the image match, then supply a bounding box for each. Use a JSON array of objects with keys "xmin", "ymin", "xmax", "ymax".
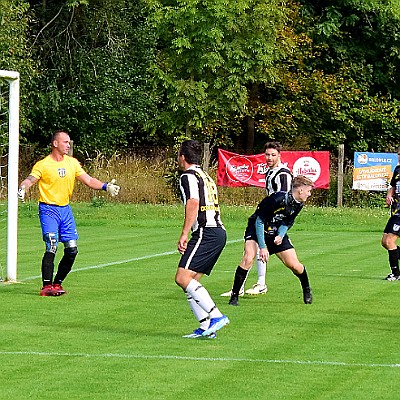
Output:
[
  {"xmin": 244, "ymin": 115, "xmax": 255, "ymax": 155},
  {"xmin": 243, "ymin": 83, "xmax": 258, "ymax": 154}
]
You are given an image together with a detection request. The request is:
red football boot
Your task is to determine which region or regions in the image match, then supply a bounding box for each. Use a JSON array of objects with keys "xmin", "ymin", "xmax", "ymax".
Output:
[
  {"xmin": 52, "ymin": 284, "xmax": 67, "ymax": 296},
  {"xmin": 40, "ymin": 285, "xmax": 57, "ymax": 296}
]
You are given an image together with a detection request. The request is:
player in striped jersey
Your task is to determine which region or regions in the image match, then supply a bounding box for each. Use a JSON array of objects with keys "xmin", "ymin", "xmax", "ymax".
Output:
[
  {"xmin": 247, "ymin": 142, "xmax": 292, "ymax": 294},
  {"xmin": 221, "ymin": 141, "xmax": 292, "ymax": 297},
  {"xmin": 175, "ymin": 140, "xmax": 229, "ymax": 339}
]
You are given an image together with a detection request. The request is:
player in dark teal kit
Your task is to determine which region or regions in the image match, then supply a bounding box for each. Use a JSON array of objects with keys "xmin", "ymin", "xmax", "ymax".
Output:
[
  {"xmin": 228, "ymin": 175, "xmax": 314, "ymax": 306},
  {"xmin": 382, "ymin": 148, "xmax": 400, "ymax": 280}
]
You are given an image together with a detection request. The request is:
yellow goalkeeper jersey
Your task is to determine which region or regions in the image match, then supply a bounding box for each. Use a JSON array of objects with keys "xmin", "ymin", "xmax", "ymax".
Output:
[{"xmin": 30, "ymin": 155, "xmax": 85, "ymax": 206}]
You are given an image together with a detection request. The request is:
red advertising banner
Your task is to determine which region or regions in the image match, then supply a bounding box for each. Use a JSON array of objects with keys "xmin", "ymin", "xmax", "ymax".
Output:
[{"xmin": 217, "ymin": 149, "xmax": 330, "ymax": 189}]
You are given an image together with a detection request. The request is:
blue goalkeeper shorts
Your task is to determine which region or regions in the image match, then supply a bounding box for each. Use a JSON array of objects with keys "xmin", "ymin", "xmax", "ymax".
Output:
[{"xmin": 39, "ymin": 203, "xmax": 79, "ymax": 243}]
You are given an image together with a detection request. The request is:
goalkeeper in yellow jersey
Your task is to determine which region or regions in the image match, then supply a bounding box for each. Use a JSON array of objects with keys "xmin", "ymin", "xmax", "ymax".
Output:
[{"xmin": 18, "ymin": 130, "xmax": 120, "ymax": 296}]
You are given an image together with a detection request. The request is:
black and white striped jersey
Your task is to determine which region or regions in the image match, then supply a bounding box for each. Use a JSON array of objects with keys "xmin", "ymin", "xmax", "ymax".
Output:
[
  {"xmin": 179, "ymin": 165, "xmax": 224, "ymax": 232},
  {"xmin": 265, "ymin": 163, "xmax": 292, "ymax": 196}
]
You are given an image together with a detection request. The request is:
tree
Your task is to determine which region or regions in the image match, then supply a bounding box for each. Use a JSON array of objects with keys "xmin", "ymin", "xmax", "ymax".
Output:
[
  {"xmin": 27, "ymin": 0, "xmax": 157, "ymax": 154},
  {"xmin": 145, "ymin": 0, "xmax": 289, "ymax": 151},
  {"xmin": 250, "ymin": 0, "xmax": 400, "ymax": 154},
  {"xmin": 0, "ymin": 0, "xmax": 37, "ymax": 135},
  {"xmin": 295, "ymin": 0, "xmax": 400, "ymax": 152}
]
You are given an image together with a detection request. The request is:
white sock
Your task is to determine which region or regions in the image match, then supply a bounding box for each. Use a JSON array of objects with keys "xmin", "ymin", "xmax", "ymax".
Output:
[
  {"xmin": 256, "ymin": 252, "xmax": 266, "ymax": 286},
  {"xmin": 185, "ymin": 292, "xmax": 210, "ymax": 330},
  {"xmin": 186, "ymin": 279, "xmax": 223, "ymax": 319}
]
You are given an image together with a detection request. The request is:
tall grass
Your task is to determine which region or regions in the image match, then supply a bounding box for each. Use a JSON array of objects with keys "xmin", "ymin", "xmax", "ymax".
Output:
[
  {"xmin": 19, "ymin": 149, "xmax": 178, "ymax": 205},
  {"xmin": 18, "ymin": 147, "xmax": 387, "ymax": 207},
  {"xmin": 73, "ymin": 152, "xmax": 177, "ymax": 204}
]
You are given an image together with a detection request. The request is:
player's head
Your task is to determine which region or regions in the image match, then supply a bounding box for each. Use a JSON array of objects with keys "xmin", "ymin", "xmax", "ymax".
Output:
[
  {"xmin": 292, "ymin": 175, "xmax": 314, "ymax": 202},
  {"xmin": 264, "ymin": 141, "xmax": 282, "ymax": 168},
  {"xmin": 51, "ymin": 130, "xmax": 71, "ymax": 155},
  {"xmin": 178, "ymin": 140, "xmax": 202, "ymax": 169},
  {"xmin": 51, "ymin": 130, "xmax": 69, "ymax": 144}
]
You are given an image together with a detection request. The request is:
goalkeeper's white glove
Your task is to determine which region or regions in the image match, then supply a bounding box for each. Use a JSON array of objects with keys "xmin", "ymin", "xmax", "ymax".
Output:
[
  {"xmin": 106, "ymin": 179, "xmax": 120, "ymax": 197},
  {"xmin": 17, "ymin": 185, "xmax": 25, "ymax": 202}
]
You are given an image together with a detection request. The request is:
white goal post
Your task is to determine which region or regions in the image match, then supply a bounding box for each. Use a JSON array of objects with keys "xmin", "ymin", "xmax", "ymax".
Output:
[{"xmin": 0, "ymin": 70, "xmax": 20, "ymax": 282}]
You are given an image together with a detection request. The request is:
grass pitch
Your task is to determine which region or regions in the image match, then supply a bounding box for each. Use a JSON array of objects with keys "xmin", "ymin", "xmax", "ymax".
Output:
[{"xmin": 1, "ymin": 203, "xmax": 399, "ymax": 399}]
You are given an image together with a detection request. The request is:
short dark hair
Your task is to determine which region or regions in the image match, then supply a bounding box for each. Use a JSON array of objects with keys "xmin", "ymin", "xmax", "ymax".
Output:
[
  {"xmin": 51, "ymin": 130, "xmax": 69, "ymax": 143},
  {"xmin": 292, "ymin": 175, "xmax": 314, "ymax": 189},
  {"xmin": 179, "ymin": 140, "xmax": 202, "ymax": 165},
  {"xmin": 264, "ymin": 141, "xmax": 282, "ymax": 153}
]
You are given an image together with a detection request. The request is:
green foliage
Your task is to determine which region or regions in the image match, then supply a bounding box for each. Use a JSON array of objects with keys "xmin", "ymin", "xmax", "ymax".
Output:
[
  {"xmin": 0, "ymin": 0, "xmax": 30, "ymax": 72},
  {"xmin": 256, "ymin": 64, "xmax": 400, "ymax": 153},
  {"xmin": 3, "ymin": 0, "xmax": 400, "ymax": 156},
  {"xmin": 0, "ymin": 0, "xmax": 37, "ymax": 135},
  {"xmin": 146, "ymin": 0, "xmax": 288, "ymax": 144},
  {"xmin": 67, "ymin": 0, "xmax": 88, "ymax": 7},
  {"xmin": 245, "ymin": 0, "xmax": 400, "ymax": 154},
  {"xmin": 27, "ymin": 0, "xmax": 157, "ymax": 154},
  {"xmin": 90, "ymin": 195, "xmax": 107, "ymax": 208},
  {"xmin": 297, "ymin": 0, "xmax": 400, "ymax": 151}
]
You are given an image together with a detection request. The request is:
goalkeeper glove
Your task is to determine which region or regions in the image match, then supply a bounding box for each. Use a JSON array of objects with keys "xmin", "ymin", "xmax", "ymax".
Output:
[
  {"xmin": 17, "ymin": 186, "xmax": 25, "ymax": 202},
  {"xmin": 105, "ymin": 179, "xmax": 120, "ymax": 197}
]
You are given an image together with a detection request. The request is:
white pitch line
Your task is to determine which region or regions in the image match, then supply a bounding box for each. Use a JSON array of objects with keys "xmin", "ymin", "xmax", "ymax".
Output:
[
  {"xmin": 16, "ymin": 239, "xmax": 243, "ymax": 283},
  {"xmin": 0, "ymin": 350, "xmax": 398, "ymax": 369}
]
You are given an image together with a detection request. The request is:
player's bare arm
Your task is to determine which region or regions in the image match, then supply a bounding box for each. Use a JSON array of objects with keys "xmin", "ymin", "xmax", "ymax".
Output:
[
  {"xmin": 18, "ymin": 175, "xmax": 38, "ymax": 200},
  {"xmin": 76, "ymin": 173, "xmax": 105, "ymax": 190},
  {"xmin": 177, "ymin": 198, "xmax": 199, "ymax": 254},
  {"xmin": 77, "ymin": 173, "xmax": 120, "ymax": 196},
  {"xmin": 386, "ymin": 186, "xmax": 395, "ymax": 205},
  {"xmin": 19, "ymin": 175, "xmax": 37, "ymax": 191}
]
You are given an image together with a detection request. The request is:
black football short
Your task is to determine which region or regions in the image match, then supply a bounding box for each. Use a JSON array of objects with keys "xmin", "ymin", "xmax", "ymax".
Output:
[
  {"xmin": 244, "ymin": 217, "xmax": 294, "ymax": 255},
  {"xmin": 384, "ymin": 214, "xmax": 400, "ymax": 236},
  {"xmin": 179, "ymin": 227, "xmax": 226, "ymax": 275}
]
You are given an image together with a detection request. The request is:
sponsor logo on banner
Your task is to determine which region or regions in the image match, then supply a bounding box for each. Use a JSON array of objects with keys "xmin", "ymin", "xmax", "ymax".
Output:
[
  {"xmin": 357, "ymin": 153, "xmax": 368, "ymax": 165},
  {"xmin": 217, "ymin": 149, "xmax": 330, "ymax": 189},
  {"xmin": 226, "ymin": 155, "xmax": 253, "ymax": 183},
  {"xmin": 353, "ymin": 152, "xmax": 398, "ymax": 191},
  {"xmin": 58, "ymin": 168, "xmax": 66, "ymax": 178},
  {"xmin": 292, "ymin": 157, "xmax": 321, "ymax": 182}
]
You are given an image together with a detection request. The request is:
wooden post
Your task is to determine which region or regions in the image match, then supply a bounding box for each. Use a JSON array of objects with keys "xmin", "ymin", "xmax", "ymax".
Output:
[
  {"xmin": 68, "ymin": 140, "xmax": 73, "ymax": 157},
  {"xmin": 337, "ymin": 144, "xmax": 344, "ymax": 207},
  {"xmin": 203, "ymin": 143, "xmax": 210, "ymax": 172}
]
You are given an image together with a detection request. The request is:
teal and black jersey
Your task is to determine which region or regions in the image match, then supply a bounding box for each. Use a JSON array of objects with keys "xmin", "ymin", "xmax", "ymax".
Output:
[
  {"xmin": 179, "ymin": 165, "xmax": 224, "ymax": 232},
  {"xmin": 244, "ymin": 191, "xmax": 303, "ymax": 254},
  {"xmin": 390, "ymin": 164, "xmax": 400, "ymax": 216},
  {"xmin": 253, "ymin": 191, "xmax": 303, "ymax": 232}
]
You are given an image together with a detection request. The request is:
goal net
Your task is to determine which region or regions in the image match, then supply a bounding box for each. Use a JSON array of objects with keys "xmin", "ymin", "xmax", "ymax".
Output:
[{"xmin": 0, "ymin": 70, "xmax": 20, "ymax": 282}]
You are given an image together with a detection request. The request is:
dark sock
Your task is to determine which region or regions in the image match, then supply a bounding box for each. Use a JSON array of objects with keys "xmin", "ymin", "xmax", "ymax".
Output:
[
  {"xmin": 53, "ymin": 247, "xmax": 78, "ymax": 285},
  {"xmin": 388, "ymin": 249, "xmax": 400, "ymax": 275},
  {"xmin": 294, "ymin": 266, "xmax": 310, "ymax": 289},
  {"xmin": 232, "ymin": 266, "xmax": 249, "ymax": 296},
  {"xmin": 41, "ymin": 252, "xmax": 55, "ymax": 286}
]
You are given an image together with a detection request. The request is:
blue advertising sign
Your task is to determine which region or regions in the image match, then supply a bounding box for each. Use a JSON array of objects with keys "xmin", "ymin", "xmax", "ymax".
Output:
[{"xmin": 353, "ymin": 152, "xmax": 398, "ymax": 191}]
